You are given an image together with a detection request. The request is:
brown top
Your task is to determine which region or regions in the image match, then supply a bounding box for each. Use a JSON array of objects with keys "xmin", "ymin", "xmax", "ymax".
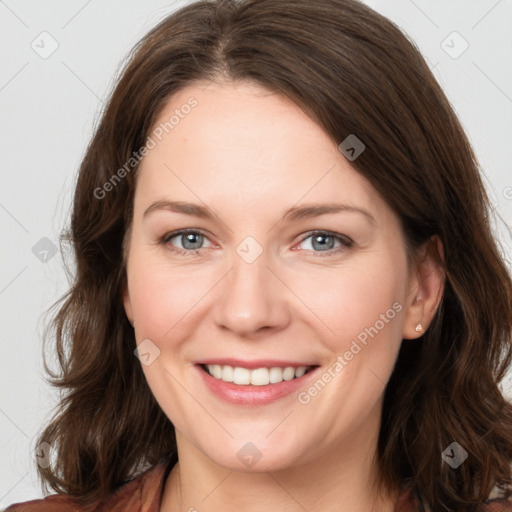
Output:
[{"xmin": 5, "ymin": 460, "xmax": 512, "ymax": 511}]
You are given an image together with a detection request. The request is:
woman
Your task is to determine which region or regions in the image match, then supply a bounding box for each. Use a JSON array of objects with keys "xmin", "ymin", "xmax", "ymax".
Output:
[{"xmin": 6, "ymin": 0, "xmax": 512, "ymax": 511}]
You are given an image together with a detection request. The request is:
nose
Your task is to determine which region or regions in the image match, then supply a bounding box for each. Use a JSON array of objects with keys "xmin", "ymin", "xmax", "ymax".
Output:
[{"xmin": 213, "ymin": 249, "xmax": 291, "ymax": 338}]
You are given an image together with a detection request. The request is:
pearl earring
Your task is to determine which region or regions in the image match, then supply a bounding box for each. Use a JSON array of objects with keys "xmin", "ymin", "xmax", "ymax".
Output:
[{"xmin": 415, "ymin": 322, "xmax": 423, "ymax": 333}]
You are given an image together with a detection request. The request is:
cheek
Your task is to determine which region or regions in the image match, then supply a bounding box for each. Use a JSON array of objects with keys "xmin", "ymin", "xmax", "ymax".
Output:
[
  {"xmin": 127, "ymin": 251, "xmax": 218, "ymax": 342},
  {"xmin": 291, "ymin": 256, "xmax": 406, "ymax": 354},
  {"xmin": 127, "ymin": 233, "xmax": 408, "ymax": 360}
]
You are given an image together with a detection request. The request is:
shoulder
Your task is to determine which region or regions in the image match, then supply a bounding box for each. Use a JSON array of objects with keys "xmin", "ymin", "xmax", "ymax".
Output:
[
  {"xmin": 3, "ymin": 494, "xmax": 82, "ymax": 512},
  {"xmin": 4, "ymin": 461, "xmax": 170, "ymax": 512},
  {"xmin": 396, "ymin": 485, "xmax": 512, "ymax": 512},
  {"xmin": 483, "ymin": 497, "xmax": 512, "ymax": 511}
]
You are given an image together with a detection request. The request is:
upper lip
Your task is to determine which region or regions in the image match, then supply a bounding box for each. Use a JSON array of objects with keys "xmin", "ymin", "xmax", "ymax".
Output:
[{"xmin": 195, "ymin": 358, "xmax": 318, "ymax": 369}]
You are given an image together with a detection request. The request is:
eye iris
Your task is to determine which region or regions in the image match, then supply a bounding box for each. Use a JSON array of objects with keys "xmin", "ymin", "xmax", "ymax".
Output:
[
  {"xmin": 312, "ymin": 234, "xmax": 334, "ymax": 251},
  {"xmin": 175, "ymin": 233, "xmax": 339, "ymax": 252},
  {"xmin": 182, "ymin": 232, "xmax": 202, "ymax": 250}
]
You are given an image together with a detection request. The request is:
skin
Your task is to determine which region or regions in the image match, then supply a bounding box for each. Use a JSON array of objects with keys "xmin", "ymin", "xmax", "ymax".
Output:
[{"xmin": 123, "ymin": 80, "xmax": 445, "ymax": 512}]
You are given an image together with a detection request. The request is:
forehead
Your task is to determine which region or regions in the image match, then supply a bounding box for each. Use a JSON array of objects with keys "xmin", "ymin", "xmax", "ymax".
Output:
[{"xmin": 134, "ymin": 80, "xmax": 388, "ymax": 225}]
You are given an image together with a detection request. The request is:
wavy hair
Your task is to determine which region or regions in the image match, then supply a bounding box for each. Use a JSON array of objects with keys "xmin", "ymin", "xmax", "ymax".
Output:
[{"xmin": 36, "ymin": 0, "xmax": 512, "ymax": 510}]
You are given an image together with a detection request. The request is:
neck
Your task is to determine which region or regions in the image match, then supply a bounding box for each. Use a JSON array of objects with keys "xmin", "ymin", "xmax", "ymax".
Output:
[{"xmin": 160, "ymin": 417, "xmax": 399, "ymax": 512}]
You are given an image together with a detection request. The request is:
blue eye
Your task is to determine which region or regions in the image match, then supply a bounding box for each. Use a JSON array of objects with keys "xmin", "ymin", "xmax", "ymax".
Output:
[
  {"xmin": 297, "ymin": 231, "xmax": 353, "ymax": 256},
  {"xmin": 160, "ymin": 229, "xmax": 352, "ymax": 257},
  {"xmin": 162, "ymin": 230, "xmax": 211, "ymax": 255}
]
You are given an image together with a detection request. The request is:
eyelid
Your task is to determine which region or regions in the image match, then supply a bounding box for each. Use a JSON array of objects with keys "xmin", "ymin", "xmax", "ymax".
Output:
[
  {"xmin": 296, "ymin": 229, "xmax": 352, "ymax": 245},
  {"xmin": 162, "ymin": 228, "xmax": 214, "ymax": 252},
  {"xmin": 162, "ymin": 228, "xmax": 211, "ymax": 244},
  {"xmin": 161, "ymin": 228, "xmax": 353, "ymax": 257},
  {"xmin": 294, "ymin": 230, "xmax": 353, "ymax": 255}
]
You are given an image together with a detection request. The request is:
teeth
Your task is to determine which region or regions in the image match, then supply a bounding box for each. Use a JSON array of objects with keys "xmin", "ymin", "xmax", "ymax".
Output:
[
  {"xmin": 221, "ymin": 365, "xmax": 234, "ymax": 382},
  {"xmin": 283, "ymin": 367, "xmax": 295, "ymax": 381},
  {"xmin": 206, "ymin": 364, "xmax": 310, "ymax": 385},
  {"xmin": 251, "ymin": 367, "xmax": 269, "ymax": 386},
  {"xmin": 233, "ymin": 366, "xmax": 250, "ymax": 385},
  {"xmin": 212, "ymin": 365, "xmax": 222, "ymax": 379},
  {"xmin": 269, "ymin": 367, "xmax": 283, "ymax": 384},
  {"xmin": 294, "ymin": 366, "xmax": 307, "ymax": 378}
]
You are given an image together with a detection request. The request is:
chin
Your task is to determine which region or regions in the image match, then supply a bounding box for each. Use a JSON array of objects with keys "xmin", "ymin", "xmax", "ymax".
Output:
[{"xmin": 197, "ymin": 436, "xmax": 308, "ymax": 473}]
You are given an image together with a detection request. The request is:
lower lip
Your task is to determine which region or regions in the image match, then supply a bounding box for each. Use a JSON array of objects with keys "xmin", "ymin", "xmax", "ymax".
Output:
[{"xmin": 196, "ymin": 365, "xmax": 318, "ymax": 405}]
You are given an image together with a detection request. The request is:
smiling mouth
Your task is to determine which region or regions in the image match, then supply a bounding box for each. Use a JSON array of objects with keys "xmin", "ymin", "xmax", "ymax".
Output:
[{"xmin": 200, "ymin": 363, "xmax": 318, "ymax": 386}]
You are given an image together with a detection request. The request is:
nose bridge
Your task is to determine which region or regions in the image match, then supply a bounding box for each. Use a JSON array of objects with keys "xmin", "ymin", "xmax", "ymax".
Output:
[{"xmin": 213, "ymin": 239, "xmax": 289, "ymax": 336}]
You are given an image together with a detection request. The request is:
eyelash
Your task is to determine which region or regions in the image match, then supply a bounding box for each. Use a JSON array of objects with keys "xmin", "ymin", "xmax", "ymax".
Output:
[{"xmin": 160, "ymin": 229, "xmax": 353, "ymax": 258}]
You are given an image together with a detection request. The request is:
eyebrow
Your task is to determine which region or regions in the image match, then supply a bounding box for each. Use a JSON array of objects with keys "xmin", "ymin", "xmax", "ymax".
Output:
[{"xmin": 143, "ymin": 200, "xmax": 376, "ymax": 225}]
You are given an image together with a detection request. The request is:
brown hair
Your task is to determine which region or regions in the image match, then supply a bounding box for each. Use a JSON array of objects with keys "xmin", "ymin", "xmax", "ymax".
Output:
[{"xmin": 37, "ymin": 0, "xmax": 512, "ymax": 510}]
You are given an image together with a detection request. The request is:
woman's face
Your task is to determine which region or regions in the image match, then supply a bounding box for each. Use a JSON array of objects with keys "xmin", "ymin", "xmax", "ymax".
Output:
[{"xmin": 123, "ymin": 80, "xmax": 419, "ymax": 472}]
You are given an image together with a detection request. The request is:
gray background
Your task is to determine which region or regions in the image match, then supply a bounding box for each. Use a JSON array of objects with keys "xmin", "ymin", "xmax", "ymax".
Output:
[{"xmin": 1, "ymin": 0, "xmax": 511, "ymax": 506}]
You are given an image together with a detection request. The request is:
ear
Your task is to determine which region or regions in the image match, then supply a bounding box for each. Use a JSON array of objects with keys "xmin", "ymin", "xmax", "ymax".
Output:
[
  {"xmin": 402, "ymin": 235, "xmax": 445, "ymax": 339},
  {"xmin": 123, "ymin": 284, "xmax": 134, "ymax": 327},
  {"xmin": 122, "ymin": 227, "xmax": 134, "ymax": 327}
]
